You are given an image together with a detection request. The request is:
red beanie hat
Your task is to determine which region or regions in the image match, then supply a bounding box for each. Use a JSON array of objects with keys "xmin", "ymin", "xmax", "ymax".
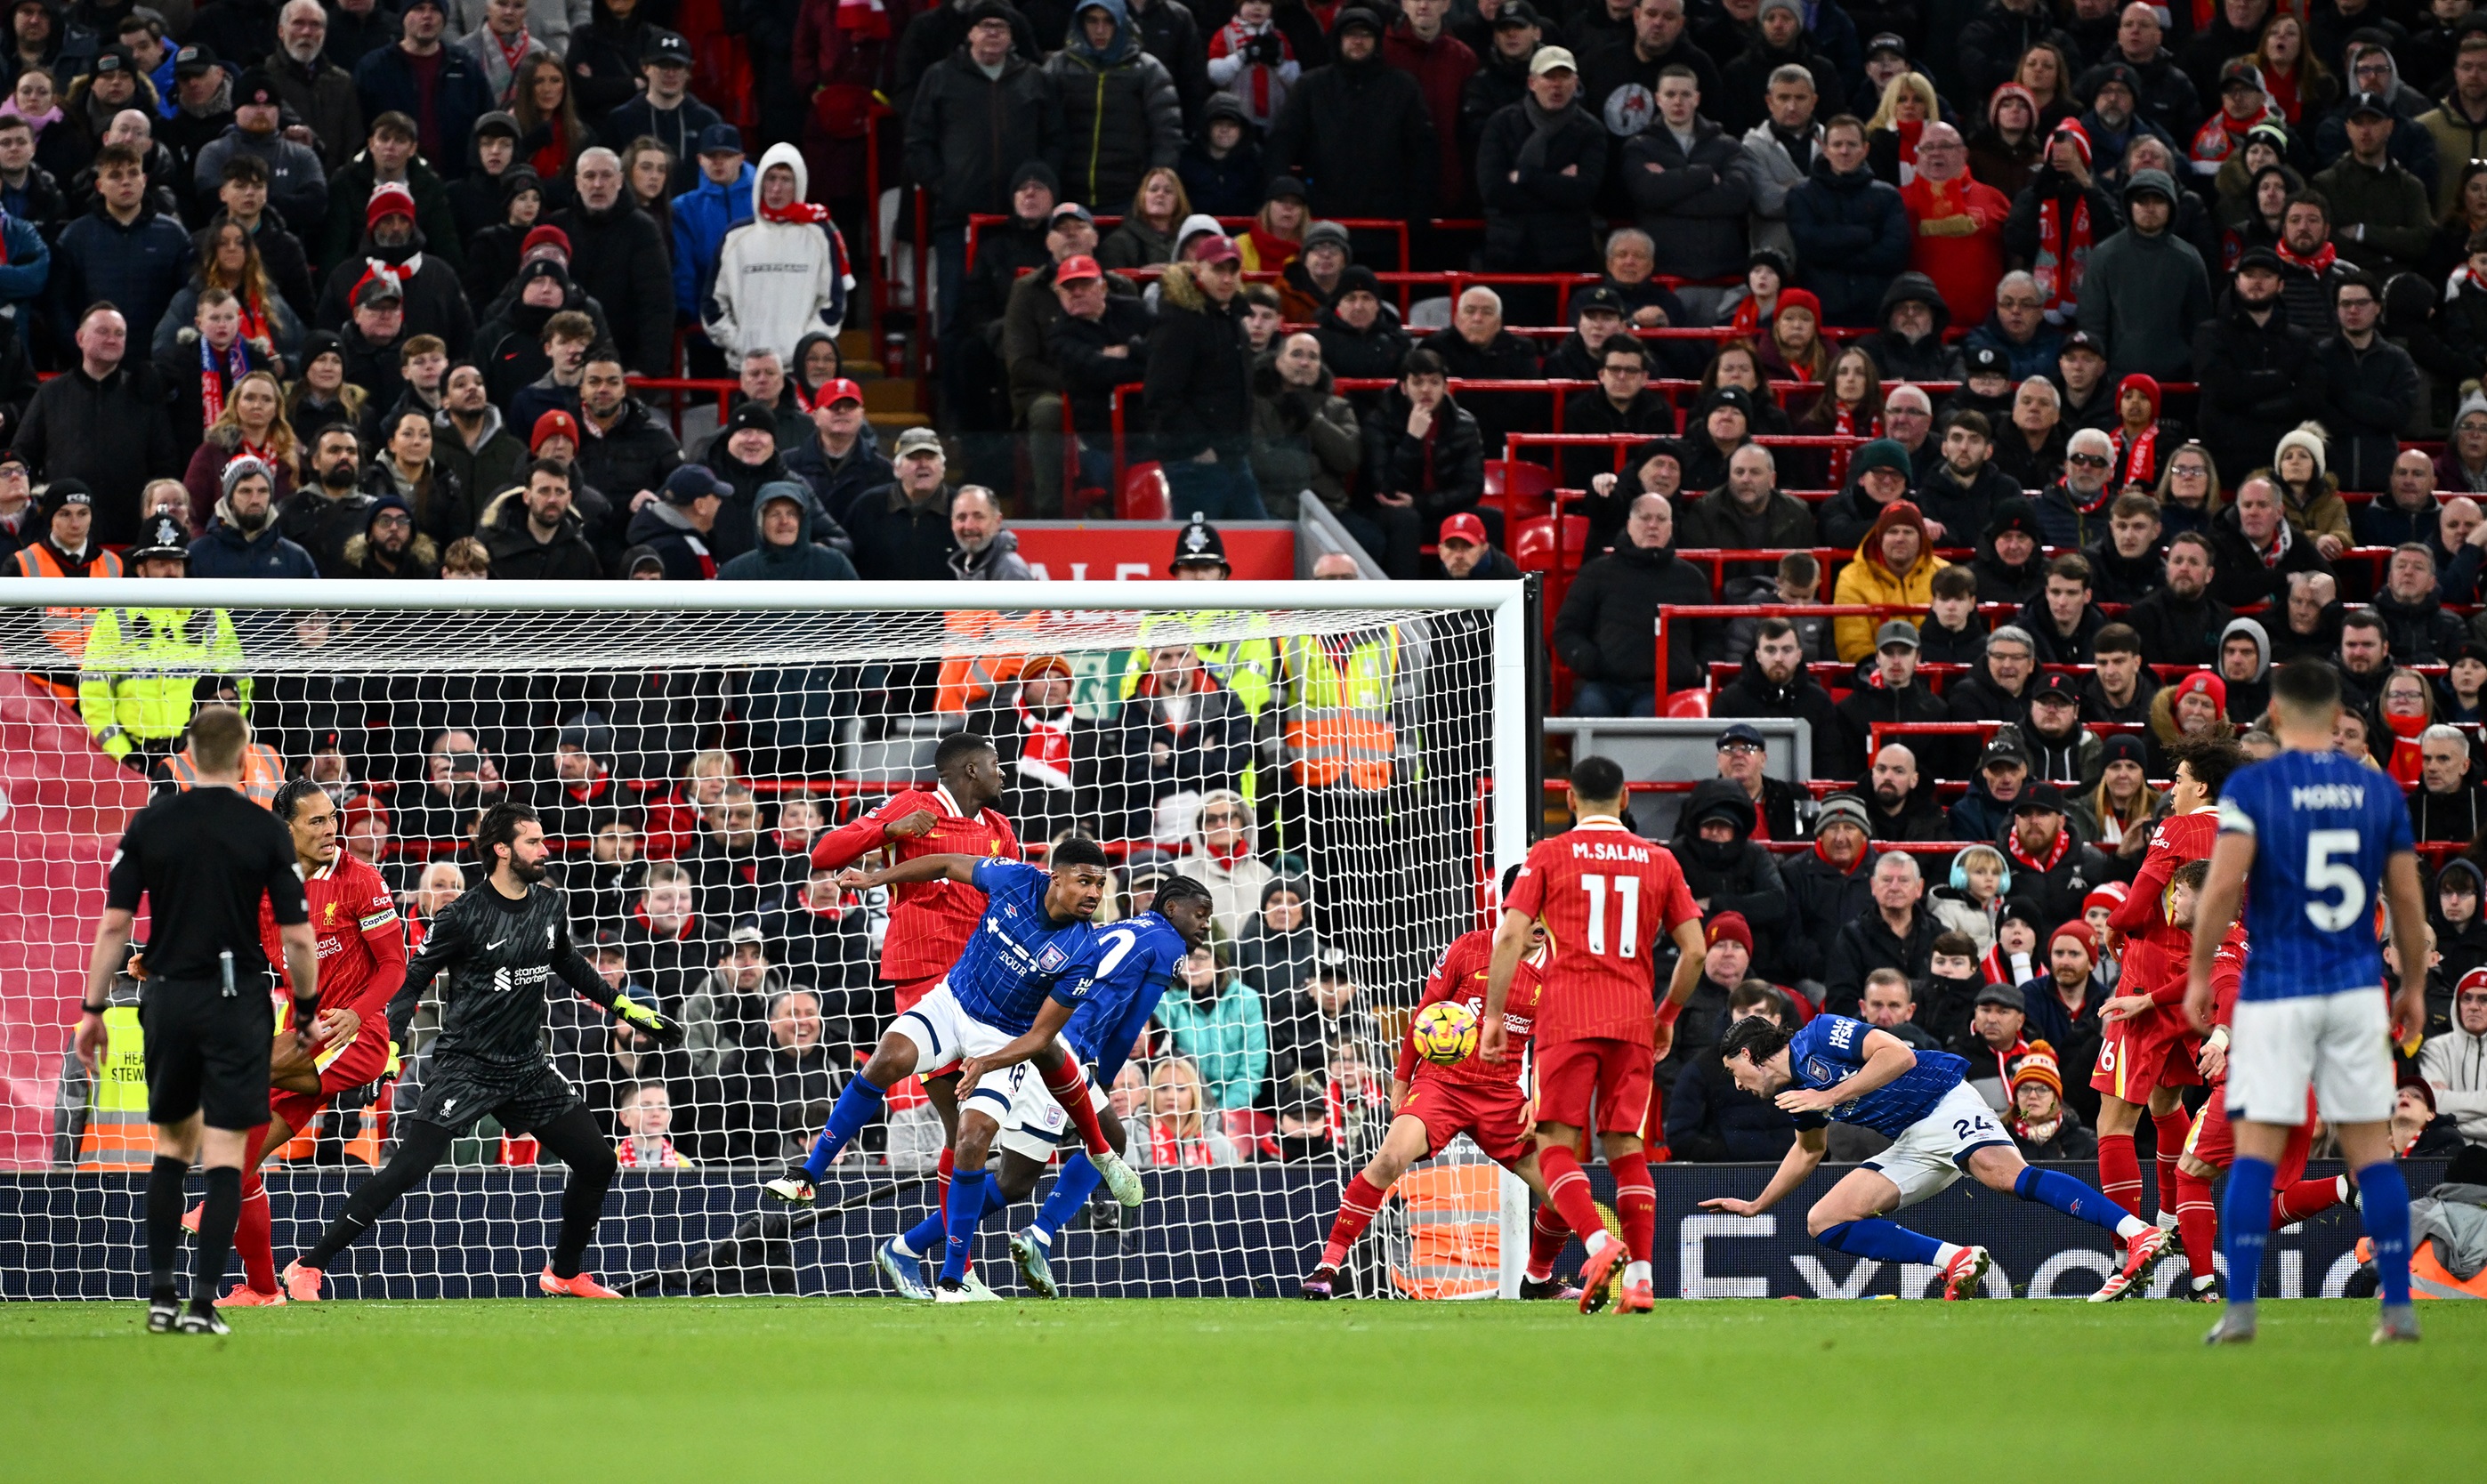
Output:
[
  {"xmin": 520, "ymin": 223, "xmax": 572, "ymax": 264},
  {"xmin": 366, "ymin": 181, "xmax": 416, "ymax": 230},
  {"xmin": 531, "ymin": 408, "xmax": 579, "ymax": 453},
  {"xmin": 2171, "ymin": 669, "xmax": 2226, "ymax": 714},
  {"xmin": 1707, "ymin": 911, "xmax": 1753, "ymax": 953},
  {"xmin": 2050, "ymin": 920, "xmax": 2096, "ymax": 959},
  {"xmin": 2051, "ymin": 119, "xmax": 2092, "ymax": 166}
]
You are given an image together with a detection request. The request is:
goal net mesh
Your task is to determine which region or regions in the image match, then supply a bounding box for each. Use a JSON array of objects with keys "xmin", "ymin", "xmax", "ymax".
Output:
[{"xmin": 0, "ymin": 593, "xmax": 1513, "ymax": 1301}]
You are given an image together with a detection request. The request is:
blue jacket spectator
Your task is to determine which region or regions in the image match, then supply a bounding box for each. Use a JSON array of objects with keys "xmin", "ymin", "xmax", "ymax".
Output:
[
  {"xmin": 669, "ymin": 138, "xmax": 752, "ymax": 324},
  {"xmin": 187, "ymin": 458, "xmax": 319, "ymax": 578},
  {"xmin": 1785, "ymin": 122, "xmax": 1910, "ymax": 327},
  {"xmin": 1153, "ymin": 949, "xmax": 1270, "ymax": 1114},
  {"xmin": 51, "ymin": 173, "xmax": 192, "ymax": 351},
  {"xmin": 0, "ymin": 208, "xmax": 48, "ymax": 314}
]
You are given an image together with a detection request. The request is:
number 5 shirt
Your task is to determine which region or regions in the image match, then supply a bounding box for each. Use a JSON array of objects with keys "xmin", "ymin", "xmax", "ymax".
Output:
[
  {"xmin": 1504, "ymin": 817, "xmax": 1700, "ymax": 1047},
  {"xmin": 2216, "ymin": 749, "xmax": 2412, "ymax": 1003}
]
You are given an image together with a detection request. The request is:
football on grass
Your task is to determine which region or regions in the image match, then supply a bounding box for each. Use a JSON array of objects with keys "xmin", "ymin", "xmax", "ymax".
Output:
[{"xmin": 1412, "ymin": 1002, "xmax": 1481, "ymax": 1065}]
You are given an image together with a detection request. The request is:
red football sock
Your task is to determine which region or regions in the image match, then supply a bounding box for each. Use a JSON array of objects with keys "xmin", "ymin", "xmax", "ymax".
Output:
[
  {"xmin": 1040, "ymin": 1056, "xmax": 1112, "ymax": 1157},
  {"xmin": 235, "ymin": 1125, "xmax": 276, "ymax": 1294},
  {"xmin": 1526, "ymin": 1205, "xmax": 1569, "ymax": 1281},
  {"xmin": 2150, "ymin": 1110, "xmax": 2192, "ymax": 1222},
  {"xmin": 1609, "ymin": 1150, "xmax": 1655, "ymax": 1266},
  {"xmin": 2272, "ymin": 1176, "xmax": 2344, "ymax": 1227},
  {"xmin": 2095, "ymin": 1133, "xmax": 2142, "ymax": 1218},
  {"xmin": 1319, "ymin": 1173, "xmax": 1390, "ymax": 1270},
  {"xmin": 1535, "ymin": 1144, "xmax": 1609, "ymax": 1253},
  {"xmin": 2175, "ymin": 1165, "xmax": 2219, "ymax": 1281}
]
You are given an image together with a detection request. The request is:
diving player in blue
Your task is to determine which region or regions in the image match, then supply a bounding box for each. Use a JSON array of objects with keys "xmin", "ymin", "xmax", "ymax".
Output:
[
  {"xmin": 2185, "ymin": 659, "xmax": 2431, "ymax": 1346},
  {"xmin": 1699, "ymin": 1012, "xmax": 2168, "ymax": 1300},
  {"xmin": 761, "ymin": 842, "xmax": 1147, "ymax": 1272},
  {"xmin": 871, "ymin": 878, "xmax": 1219, "ymax": 1299}
]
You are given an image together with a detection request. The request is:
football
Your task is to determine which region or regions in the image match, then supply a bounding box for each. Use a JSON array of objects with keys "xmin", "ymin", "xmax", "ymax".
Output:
[{"xmin": 1412, "ymin": 1001, "xmax": 1481, "ymax": 1065}]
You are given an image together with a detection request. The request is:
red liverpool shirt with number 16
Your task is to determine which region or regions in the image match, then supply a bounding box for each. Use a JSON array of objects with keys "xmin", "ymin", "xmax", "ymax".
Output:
[{"xmin": 1504, "ymin": 818, "xmax": 1700, "ymax": 1046}]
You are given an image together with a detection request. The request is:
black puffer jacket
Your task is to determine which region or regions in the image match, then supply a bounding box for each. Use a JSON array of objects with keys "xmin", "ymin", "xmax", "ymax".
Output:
[
  {"xmin": 1143, "ymin": 260, "xmax": 1250, "ymax": 463},
  {"xmin": 1474, "ymin": 95, "xmax": 1609, "ymax": 271},
  {"xmin": 477, "ymin": 485, "xmax": 602, "ymax": 579},
  {"xmin": 1553, "ymin": 539, "xmax": 1714, "ymax": 692},
  {"xmin": 1780, "ymin": 845, "xmax": 1877, "ymax": 985},
  {"xmin": 1709, "ymin": 649, "xmax": 1840, "ymax": 750},
  {"xmin": 1622, "ymin": 114, "xmax": 1755, "ymax": 281},
  {"xmin": 903, "ymin": 47, "xmax": 1064, "ymax": 230},
  {"xmin": 1042, "ymin": 4, "xmax": 1183, "ymax": 209},
  {"xmin": 548, "ymin": 198, "xmax": 674, "ymax": 377},
  {"xmin": 2190, "ymin": 287, "xmax": 2320, "ymax": 486},
  {"xmin": 1360, "ymin": 387, "xmax": 1484, "ymax": 524},
  {"xmin": 1264, "ymin": 47, "xmax": 1439, "ymax": 221}
]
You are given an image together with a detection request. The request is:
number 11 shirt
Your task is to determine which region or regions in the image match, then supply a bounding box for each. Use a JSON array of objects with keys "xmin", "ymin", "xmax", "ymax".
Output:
[
  {"xmin": 1504, "ymin": 818, "xmax": 1700, "ymax": 1046},
  {"xmin": 2216, "ymin": 749, "xmax": 2411, "ymax": 1004}
]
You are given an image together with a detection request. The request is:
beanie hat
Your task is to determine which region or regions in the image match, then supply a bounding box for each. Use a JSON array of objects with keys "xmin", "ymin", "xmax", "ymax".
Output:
[
  {"xmin": 1706, "ymin": 911, "xmax": 1753, "ymax": 953},
  {"xmin": 2170, "ymin": 669, "xmax": 2227, "ymax": 714},
  {"xmin": 2083, "ymin": 882, "xmax": 2128, "ymax": 918},
  {"xmin": 2009, "ymin": 1041, "xmax": 2064, "ymax": 1096},
  {"xmin": 2274, "ymin": 422, "xmax": 2329, "ymax": 480},
  {"xmin": 2050, "ymin": 119, "xmax": 2092, "ymax": 166},
  {"xmin": 2050, "ymin": 920, "xmax": 2095, "ymax": 959},
  {"xmin": 219, "ymin": 454, "xmax": 276, "ymax": 500},
  {"xmin": 367, "ymin": 180, "xmax": 416, "ymax": 229},
  {"xmin": 1814, "ymin": 792, "xmax": 1870, "ymax": 836},
  {"xmin": 530, "ymin": 408, "xmax": 579, "ymax": 453},
  {"xmin": 520, "ymin": 222, "xmax": 572, "ymax": 265}
]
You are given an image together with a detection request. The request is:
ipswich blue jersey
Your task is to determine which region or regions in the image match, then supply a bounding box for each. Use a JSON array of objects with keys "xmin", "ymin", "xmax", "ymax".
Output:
[
  {"xmin": 947, "ymin": 860, "xmax": 1094, "ymax": 1036},
  {"xmin": 2216, "ymin": 749, "xmax": 2410, "ymax": 1003},
  {"xmin": 1057, "ymin": 912, "xmax": 1190, "ymax": 1080},
  {"xmin": 1784, "ymin": 1014, "xmax": 1971, "ymax": 1139}
]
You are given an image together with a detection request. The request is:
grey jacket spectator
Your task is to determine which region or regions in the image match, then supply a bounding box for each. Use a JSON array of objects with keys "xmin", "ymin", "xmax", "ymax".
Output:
[
  {"xmin": 1248, "ymin": 341, "xmax": 1360, "ymax": 519},
  {"xmin": 2072, "ymin": 170, "xmax": 2211, "ymax": 379},
  {"xmin": 1742, "ymin": 109, "xmax": 1817, "ymax": 261}
]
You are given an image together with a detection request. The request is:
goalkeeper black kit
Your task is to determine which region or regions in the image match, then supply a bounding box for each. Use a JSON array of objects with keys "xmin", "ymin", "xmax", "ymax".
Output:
[
  {"xmin": 389, "ymin": 880, "xmax": 622, "ymax": 1132},
  {"xmin": 300, "ymin": 880, "xmax": 681, "ymax": 1283}
]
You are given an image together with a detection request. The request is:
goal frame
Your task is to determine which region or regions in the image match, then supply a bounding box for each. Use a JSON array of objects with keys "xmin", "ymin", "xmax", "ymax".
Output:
[{"xmin": 4, "ymin": 577, "xmax": 1539, "ymax": 1298}]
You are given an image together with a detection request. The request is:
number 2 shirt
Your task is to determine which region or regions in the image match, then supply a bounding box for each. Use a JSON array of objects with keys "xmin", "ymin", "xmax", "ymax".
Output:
[
  {"xmin": 1504, "ymin": 819, "xmax": 1700, "ymax": 1047},
  {"xmin": 2216, "ymin": 749, "xmax": 2411, "ymax": 1004}
]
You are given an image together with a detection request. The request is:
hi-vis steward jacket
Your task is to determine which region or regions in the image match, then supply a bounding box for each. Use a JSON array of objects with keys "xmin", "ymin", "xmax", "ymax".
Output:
[
  {"xmin": 78, "ymin": 604, "xmax": 246, "ymax": 760},
  {"xmin": 1282, "ymin": 626, "xmax": 1402, "ymax": 790}
]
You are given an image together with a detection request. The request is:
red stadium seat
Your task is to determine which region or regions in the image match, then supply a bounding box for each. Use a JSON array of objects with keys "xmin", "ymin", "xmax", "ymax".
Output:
[
  {"xmin": 1119, "ymin": 462, "xmax": 1170, "ymax": 520},
  {"xmin": 1484, "ymin": 458, "xmax": 1555, "ymax": 521},
  {"xmin": 1663, "ymin": 689, "xmax": 1712, "ymax": 718},
  {"xmin": 1511, "ymin": 513, "xmax": 1587, "ymax": 572}
]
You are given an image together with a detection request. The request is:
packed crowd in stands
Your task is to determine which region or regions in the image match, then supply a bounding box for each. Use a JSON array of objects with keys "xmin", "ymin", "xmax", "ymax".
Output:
[{"xmin": 8, "ymin": 0, "xmax": 2487, "ymax": 1170}]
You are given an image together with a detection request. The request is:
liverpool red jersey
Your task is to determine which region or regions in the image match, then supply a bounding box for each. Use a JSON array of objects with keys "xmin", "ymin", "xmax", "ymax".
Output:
[
  {"xmin": 2109, "ymin": 806, "xmax": 2220, "ymax": 1021},
  {"xmin": 1395, "ymin": 927, "xmax": 1546, "ymax": 1090},
  {"xmin": 810, "ymin": 784, "xmax": 1021, "ymax": 981},
  {"xmin": 1505, "ymin": 819, "xmax": 1700, "ymax": 1046},
  {"xmin": 258, "ymin": 853, "xmax": 408, "ymax": 1030}
]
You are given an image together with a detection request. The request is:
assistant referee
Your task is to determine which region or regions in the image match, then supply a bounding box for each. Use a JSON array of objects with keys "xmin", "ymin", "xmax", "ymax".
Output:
[{"xmin": 76, "ymin": 706, "xmax": 319, "ymax": 1335}]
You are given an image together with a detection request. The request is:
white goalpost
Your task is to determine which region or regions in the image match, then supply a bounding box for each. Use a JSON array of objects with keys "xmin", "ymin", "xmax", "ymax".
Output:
[{"xmin": 0, "ymin": 578, "xmax": 1533, "ymax": 1301}]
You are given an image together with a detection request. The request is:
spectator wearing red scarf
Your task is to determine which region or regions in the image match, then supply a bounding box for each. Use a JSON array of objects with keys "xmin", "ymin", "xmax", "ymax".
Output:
[
  {"xmin": 2002, "ymin": 120, "xmax": 2119, "ymax": 325},
  {"xmin": 1902, "ymin": 120, "xmax": 2012, "ymax": 325}
]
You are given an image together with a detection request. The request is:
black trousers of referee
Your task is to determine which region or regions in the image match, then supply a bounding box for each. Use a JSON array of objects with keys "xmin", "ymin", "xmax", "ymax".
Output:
[{"xmin": 300, "ymin": 1107, "xmax": 618, "ymax": 1282}]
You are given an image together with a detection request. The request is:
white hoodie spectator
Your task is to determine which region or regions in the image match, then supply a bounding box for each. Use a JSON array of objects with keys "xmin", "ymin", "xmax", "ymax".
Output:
[
  {"xmin": 702, "ymin": 143, "xmax": 854, "ymax": 364},
  {"xmin": 2421, "ymin": 980, "xmax": 2487, "ymax": 1146}
]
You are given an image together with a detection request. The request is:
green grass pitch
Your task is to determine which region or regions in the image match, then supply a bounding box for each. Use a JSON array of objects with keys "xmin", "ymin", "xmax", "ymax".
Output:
[{"xmin": 5, "ymin": 1299, "xmax": 2479, "ymax": 1480}]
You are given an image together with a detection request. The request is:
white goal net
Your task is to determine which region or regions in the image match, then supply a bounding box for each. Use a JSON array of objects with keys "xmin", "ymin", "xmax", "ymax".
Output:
[{"xmin": 0, "ymin": 579, "xmax": 1529, "ymax": 1301}]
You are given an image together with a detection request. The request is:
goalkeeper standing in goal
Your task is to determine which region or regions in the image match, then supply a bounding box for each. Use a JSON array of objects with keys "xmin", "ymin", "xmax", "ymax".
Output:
[{"xmin": 281, "ymin": 803, "xmax": 684, "ymax": 1301}]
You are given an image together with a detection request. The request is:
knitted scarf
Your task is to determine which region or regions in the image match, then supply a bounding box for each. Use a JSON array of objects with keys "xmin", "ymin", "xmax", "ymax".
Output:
[
  {"xmin": 2007, "ymin": 827, "xmax": 2071, "ymax": 875},
  {"xmin": 2113, "ymin": 421, "xmax": 2159, "ymax": 484},
  {"xmin": 1011, "ymin": 694, "xmax": 1075, "ymax": 787},
  {"xmin": 198, "ymin": 334, "xmax": 249, "ymax": 428},
  {"xmin": 2276, "ymin": 237, "xmax": 2337, "ymax": 275},
  {"xmin": 761, "ymin": 193, "xmax": 831, "ymax": 226},
  {"xmin": 2031, "ymin": 189, "xmax": 2093, "ymax": 316}
]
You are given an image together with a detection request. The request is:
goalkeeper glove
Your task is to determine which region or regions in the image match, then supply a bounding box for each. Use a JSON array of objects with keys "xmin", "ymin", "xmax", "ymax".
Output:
[{"xmin": 614, "ymin": 994, "xmax": 687, "ymax": 1048}]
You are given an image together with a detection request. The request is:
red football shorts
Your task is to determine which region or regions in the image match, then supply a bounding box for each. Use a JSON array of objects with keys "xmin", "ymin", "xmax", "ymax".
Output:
[
  {"xmin": 2091, "ymin": 1011, "xmax": 2201, "ymax": 1101},
  {"xmin": 267, "ymin": 1025, "xmax": 392, "ymax": 1133},
  {"xmin": 1402, "ymin": 1071, "xmax": 1532, "ymax": 1165},
  {"xmin": 2184, "ymin": 1085, "xmax": 2318, "ymax": 1184},
  {"xmin": 1532, "ymin": 1036, "xmax": 1652, "ymax": 1135}
]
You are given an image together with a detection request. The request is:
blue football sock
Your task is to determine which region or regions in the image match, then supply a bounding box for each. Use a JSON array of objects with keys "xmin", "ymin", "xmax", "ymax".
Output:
[
  {"xmin": 800, "ymin": 1074, "xmax": 887, "ymax": 1182},
  {"xmin": 1817, "ymin": 1218, "xmax": 1945, "ymax": 1266},
  {"xmin": 2354, "ymin": 1161, "xmax": 2413, "ymax": 1308},
  {"xmin": 2222, "ymin": 1154, "xmax": 2277, "ymax": 1306},
  {"xmin": 1033, "ymin": 1154, "xmax": 1104, "ymax": 1244},
  {"xmin": 940, "ymin": 1167, "xmax": 990, "ymax": 1284},
  {"xmin": 898, "ymin": 1207, "xmax": 945, "ymax": 1259},
  {"xmin": 2014, "ymin": 1165, "xmax": 2136, "ymax": 1235}
]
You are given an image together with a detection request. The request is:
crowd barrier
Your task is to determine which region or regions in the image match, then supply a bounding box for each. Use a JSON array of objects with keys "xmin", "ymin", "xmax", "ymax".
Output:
[{"xmin": 0, "ymin": 1160, "xmax": 2415, "ymax": 1301}]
